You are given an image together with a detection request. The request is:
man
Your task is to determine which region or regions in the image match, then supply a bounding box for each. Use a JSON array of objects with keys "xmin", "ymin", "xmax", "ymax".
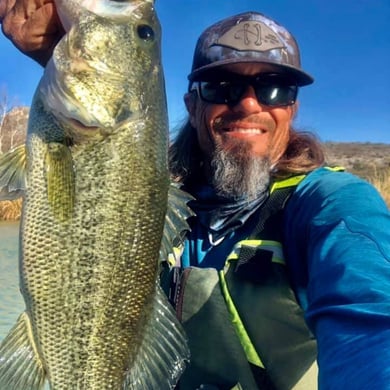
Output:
[{"xmin": 1, "ymin": 2, "xmax": 390, "ymax": 389}]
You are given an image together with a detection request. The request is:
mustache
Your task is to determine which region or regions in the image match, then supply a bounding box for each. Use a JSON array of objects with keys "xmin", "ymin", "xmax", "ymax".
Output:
[{"xmin": 212, "ymin": 114, "xmax": 275, "ymax": 131}]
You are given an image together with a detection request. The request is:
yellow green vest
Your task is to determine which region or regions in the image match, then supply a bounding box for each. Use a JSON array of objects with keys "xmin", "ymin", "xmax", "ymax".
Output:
[{"xmin": 166, "ymin": 175, "xmax": 319, "ymax": 389}]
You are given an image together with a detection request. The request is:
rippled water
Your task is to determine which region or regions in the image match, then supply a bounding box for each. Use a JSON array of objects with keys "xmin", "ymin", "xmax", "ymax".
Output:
[{"xmin": 0, "ymin": 221, "xmax": 24, "ymax": 342}]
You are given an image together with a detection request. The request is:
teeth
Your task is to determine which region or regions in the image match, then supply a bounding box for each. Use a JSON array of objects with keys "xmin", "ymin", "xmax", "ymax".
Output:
[{"xmin": 229, "ymin": 128, "xmax": 265, "ymax": 134}]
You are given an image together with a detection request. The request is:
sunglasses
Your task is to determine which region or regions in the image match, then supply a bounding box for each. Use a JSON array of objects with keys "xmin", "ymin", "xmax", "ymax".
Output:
[{"xmin": 190, "ymin": 73, "xmax": 298, "ymax": 107}]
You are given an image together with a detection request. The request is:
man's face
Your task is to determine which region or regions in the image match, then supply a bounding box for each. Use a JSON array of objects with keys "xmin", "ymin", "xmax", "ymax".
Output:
[{"xmin": 186, "ymin": 63, "xmax": 297, "ymax": 166}]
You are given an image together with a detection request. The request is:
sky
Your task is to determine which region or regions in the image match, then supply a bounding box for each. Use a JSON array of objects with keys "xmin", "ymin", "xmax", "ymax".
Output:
[{"xmin": 0, "ymin": 0, "xmax": 389, "ymax": 143}]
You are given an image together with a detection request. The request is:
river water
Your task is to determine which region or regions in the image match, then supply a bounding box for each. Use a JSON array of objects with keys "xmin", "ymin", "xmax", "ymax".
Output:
[
  {"xmin": 0, "ymin": 221, "xmax": 24, "ymax": 342},
  {"xmin": 0, "ymin": 222, "xmax": 51, "ymax": 389}
]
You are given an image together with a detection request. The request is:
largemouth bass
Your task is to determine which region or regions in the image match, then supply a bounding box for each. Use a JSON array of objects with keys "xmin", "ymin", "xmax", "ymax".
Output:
[{"xmin": 0, "ymin": 0, "xmax": 191, "ymax": 388}]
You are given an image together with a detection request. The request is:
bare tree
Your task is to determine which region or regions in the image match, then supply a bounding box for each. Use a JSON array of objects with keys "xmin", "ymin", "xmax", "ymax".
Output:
[
  {"xmin": 0, "ymin": 87, "xmax": 9, "ymax": 153},
  {"xmin": 0, "ymin": 87, "xmax": 29, "ymax": 154}
]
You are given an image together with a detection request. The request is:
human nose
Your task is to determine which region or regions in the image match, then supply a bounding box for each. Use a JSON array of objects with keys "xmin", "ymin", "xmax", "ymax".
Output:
[{"xmin": 231, "ymin": 85, "xmax": 263, "ymax": 114}]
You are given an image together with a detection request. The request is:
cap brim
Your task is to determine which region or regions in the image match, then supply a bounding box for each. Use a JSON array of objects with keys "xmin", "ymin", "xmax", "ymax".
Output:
[{"xmin": 188, "ymin": 58, "xmax": 314, "ymax": 86}]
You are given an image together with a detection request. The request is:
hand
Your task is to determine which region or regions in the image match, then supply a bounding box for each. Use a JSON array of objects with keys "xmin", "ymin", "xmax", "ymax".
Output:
[{"xmin": 0, "ymin": 0, "xmax": 65, "ymax": 66}]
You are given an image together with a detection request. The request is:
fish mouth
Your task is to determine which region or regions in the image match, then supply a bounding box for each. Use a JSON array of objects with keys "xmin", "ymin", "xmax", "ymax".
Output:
[{"xmin": 58, "ymin": 0, "xmax": 151, "ymax": 31}]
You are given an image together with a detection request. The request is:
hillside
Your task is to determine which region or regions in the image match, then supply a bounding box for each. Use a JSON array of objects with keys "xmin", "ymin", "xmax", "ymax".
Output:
[
  {"xmin": 1, "ymin": 105, "xmax": 389, "ymax": 171},
  {"xmin": 0, "ymin": 106, "xmax": 389, "ymax": 220},
  {"xmin": 324, "ymin": 142, "xmax": 390, "ymax": 179}
]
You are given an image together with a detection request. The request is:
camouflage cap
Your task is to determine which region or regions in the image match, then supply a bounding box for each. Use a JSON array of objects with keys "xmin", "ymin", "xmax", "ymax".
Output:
[{"xmin": 188, "ymin": 11, "xmax": 314, "ymax": 86}]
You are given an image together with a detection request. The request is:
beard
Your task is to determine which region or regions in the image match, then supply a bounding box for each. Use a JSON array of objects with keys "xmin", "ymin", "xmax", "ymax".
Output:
[{"xmin": 209, "ymin": 141, "xmax": 271, "ymax": 200}]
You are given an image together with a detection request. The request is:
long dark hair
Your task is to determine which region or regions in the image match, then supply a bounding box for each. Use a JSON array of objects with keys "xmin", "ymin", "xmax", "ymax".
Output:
[{"xmin": 169, "ymin": 120, "xmax": 325, "ymax": 184}]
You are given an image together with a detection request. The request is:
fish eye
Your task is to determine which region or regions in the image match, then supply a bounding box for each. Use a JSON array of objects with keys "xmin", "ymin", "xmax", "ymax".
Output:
[{"xmin": 137, "ymin": 25, "xmax": 154, "ymax": 41}]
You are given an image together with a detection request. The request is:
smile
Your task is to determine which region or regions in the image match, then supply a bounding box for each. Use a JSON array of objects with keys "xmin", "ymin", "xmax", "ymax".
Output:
[{"xmin": 226, "ymin": 127, "xmax": 266, "ymax": 134}]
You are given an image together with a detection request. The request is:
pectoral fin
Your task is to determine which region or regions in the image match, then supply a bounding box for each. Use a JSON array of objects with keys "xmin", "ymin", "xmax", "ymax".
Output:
[
  {"xmin": 45, "ymin": 142, "xmax": 75, "ymax": 222},
  {"xmin": 0, "ymin": 144, "xmax": 27, "ymax": 201},
  {"xmin": 0, "ymin": 312, "xmax": 46, "ymax": 390},
  {"xmin": 160, "ymin": 184, "xmax": 195, "ymax": 266}
]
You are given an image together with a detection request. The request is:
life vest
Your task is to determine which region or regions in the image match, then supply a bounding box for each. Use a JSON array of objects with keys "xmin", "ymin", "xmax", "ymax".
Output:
[{"xmin": 163, "ymin": 174, "xmax": 320, "ymax": 390}]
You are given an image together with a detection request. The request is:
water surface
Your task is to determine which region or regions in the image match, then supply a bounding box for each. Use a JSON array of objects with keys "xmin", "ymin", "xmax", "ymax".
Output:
[{"xmin": 0, "ymin": 221, "xmax": 24, "ymax": 341}]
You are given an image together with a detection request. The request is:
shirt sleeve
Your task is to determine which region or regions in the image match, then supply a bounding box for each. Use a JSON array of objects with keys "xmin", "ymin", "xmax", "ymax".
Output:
[{"xmin": 284, "ymin": 168, "xmax": 390, "ymax": 390}]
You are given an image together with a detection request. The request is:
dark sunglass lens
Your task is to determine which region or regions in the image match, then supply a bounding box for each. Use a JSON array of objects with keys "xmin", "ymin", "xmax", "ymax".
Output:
[
  {"xmin": 199, "ymin": 81, "xmax": 243, "ymax": 104},
  {"xmin": 227, "ymin": 81, "xmax": 245, "ymax": 103},
  {"xmin": 199, "ymin": 81, "xmax": 218, "ymax": 102},
  {"xmin": 256, "ymin": 85, "xmax": 297, "ymax": 106},
  {"xmin": 198, "ymin": 76, "xmax": 297, "ymax": 106}
]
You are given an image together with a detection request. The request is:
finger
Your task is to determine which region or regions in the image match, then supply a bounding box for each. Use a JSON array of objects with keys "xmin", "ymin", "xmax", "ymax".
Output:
[
  {"xmin": 24, "ymin": 2, "xmax": 63, "ymax": 37},
  {"xmin": 1, "ymin": 1, "xmax": 64, "ymax": 66},
  {"xmin": 10, "ymin": 0, "xmax": 53, "ymax": 19},
  {"xmin": 0, "ymin": 0, "xmax": 16, "ymax": 22},
  {"xmin": 2, "ymin": 2, "xmax": 60, "ymax": 45}
]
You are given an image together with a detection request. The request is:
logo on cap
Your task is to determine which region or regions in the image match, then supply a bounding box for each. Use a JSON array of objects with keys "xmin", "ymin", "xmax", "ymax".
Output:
[{"xmin": 215, "ymin": 20, "xmax": 285, "ymax": 52}]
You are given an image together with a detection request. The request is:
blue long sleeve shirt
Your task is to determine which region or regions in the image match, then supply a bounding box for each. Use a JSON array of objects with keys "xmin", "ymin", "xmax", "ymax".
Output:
[{"xmin": 181, "ymin": 167, "xmax": 390, "ymax": 389}]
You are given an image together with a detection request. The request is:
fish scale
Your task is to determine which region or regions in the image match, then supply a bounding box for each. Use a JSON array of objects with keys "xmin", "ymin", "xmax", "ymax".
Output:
[
  {"xmin": 24, "ymin": 118, "xmax": 167, "ymax": 388},
  {"xmin": 0, "ymin": 1, "xmax": 191, "ymax": 389}
]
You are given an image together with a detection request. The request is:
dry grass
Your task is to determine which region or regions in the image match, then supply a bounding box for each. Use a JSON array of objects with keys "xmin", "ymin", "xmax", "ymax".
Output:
[
  {"xmin": 367, "ymin": 169, "xmax": 390, "ymax": 208},
  {"xmin": 0, "ymin": 199, "xmax": 22, "ymax": 221},
  {"xmin": 324, "ymin": 142, "xmax": 390, "ymax": 208}
]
